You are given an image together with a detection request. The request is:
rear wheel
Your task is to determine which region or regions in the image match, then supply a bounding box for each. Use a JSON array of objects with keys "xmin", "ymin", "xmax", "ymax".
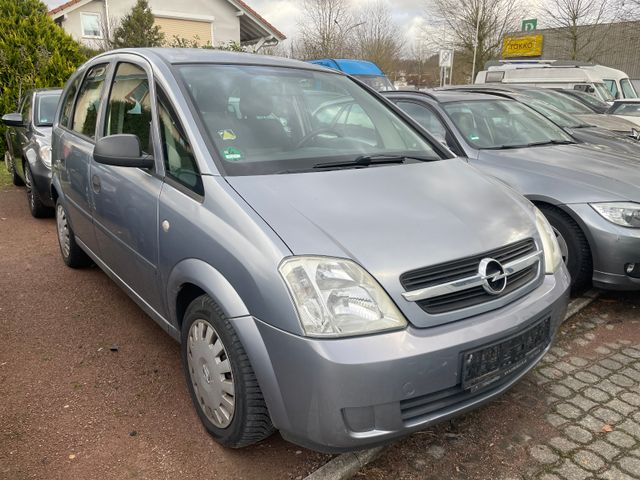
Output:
[
  {"xmin": 538, "ymin": 205, "xmax": 592, "ymax": 293},
  {"xmin": 24, "ymin": 164, "xmax": 52, "ymax": 218},
  {"xmin": 55, "ymin": 199, "xmax": 92, "ymax": 268},
  {"xmin": 181, "ymin": 295, "xmax": 274, "ymax": 448}
]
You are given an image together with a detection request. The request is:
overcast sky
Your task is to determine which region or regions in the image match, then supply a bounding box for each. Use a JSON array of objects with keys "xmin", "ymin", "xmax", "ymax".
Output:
[{"xmin": 45, "ymin": 0, "xmax": 429, "ymax": 49}]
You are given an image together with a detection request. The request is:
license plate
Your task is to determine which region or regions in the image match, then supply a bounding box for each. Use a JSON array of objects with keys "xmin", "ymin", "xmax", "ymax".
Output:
[{"xmin": 461, "ymin": 317, "xmax": 550, "ymax": 392}]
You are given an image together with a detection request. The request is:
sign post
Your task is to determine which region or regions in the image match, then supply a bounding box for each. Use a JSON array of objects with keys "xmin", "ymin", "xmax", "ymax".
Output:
[
  {"xmin": 521, "ymin": 18, "xmax": 537, "ymax": 32},
  {"xmin": 439, "ymin": 49, "xmax": 453, "ymax": 87}
]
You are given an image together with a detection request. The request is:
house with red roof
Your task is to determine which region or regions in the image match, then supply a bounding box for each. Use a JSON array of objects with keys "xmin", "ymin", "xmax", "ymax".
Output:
[{"xmin": 49, "ymin": 0, "xmax": 285, "ymax": 50}]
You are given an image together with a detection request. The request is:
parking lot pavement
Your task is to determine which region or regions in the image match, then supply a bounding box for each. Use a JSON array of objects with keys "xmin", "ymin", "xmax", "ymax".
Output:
[
  {"xmin": 0, "ymin": 186, "xmax": 330, "ymax": 478},
  {"xmin": 359, "ymin": 293, "xmax": 640, "ymax": 480}
]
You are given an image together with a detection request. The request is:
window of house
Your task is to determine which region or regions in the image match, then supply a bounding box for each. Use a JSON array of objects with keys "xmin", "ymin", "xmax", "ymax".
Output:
[
  {"xmin": 81, "ymin": 12, "xmax": 102, "ymax": 38},
  {"xmin": 72, "ymin": 64, "xmax": 108, "ymax": 139},
  {"xmin": 104, "ymin": 63, "xmax": 152, "ymax": 153}
]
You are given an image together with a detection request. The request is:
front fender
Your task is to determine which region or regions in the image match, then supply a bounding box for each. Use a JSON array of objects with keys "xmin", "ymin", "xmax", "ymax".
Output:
[{"xmin": 166, "ymin": 258, "xmax": 250, "ymax": 329}]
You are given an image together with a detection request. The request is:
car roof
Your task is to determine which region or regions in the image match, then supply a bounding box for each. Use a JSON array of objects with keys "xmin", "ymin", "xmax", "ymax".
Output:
[
  {"xmin": 386, "ymin": 89, "xmax": 507, "ymax": 103},
  {"xmin": 92, "ymin": 48, "xmax": 337, "ymax": 74},
  {"xmin": 29, "ymin": 87, "xmax": 63, "ymax": 95}
]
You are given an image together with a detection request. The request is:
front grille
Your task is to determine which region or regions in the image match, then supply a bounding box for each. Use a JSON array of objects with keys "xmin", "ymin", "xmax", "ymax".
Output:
[{"xmin": 400, "ymin": 238, "xmax": 538, "ymax": 315}]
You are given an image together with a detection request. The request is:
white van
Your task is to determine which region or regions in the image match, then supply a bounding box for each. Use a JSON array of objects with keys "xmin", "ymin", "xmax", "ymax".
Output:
[{"xmin": 474, "ymin": 61, "xmax": 636, "ymax": 102}]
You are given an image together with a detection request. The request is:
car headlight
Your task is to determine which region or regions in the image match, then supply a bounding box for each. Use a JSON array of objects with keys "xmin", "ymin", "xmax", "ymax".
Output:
[
  {"xmin": 35, "ymin": 139, "xmax": 52, "ymax": 168},
  {"xmin": 535, "ymin": 208, "xmax": 562, "ymax": 274},
  {"xmin": 591, "ymin": 202, "xmax": 640, "ymax": 228},
  {"xmin": 279, "ymin": 256, "xmax": 407, "ymax": 337}
]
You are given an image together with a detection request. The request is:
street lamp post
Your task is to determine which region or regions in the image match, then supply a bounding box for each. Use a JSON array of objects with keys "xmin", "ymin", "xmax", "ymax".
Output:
[{"xmin": 470, "ymin": 4, "xmax": 481, "ymax": 84}]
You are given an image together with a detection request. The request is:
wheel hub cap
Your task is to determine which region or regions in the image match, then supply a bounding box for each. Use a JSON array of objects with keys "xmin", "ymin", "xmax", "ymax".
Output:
[
  {"xmin": 187, "ymin": 319, "xmax": 235, "ymax": 428},
  {"xmin": 56, "ymin": 205, "xmax": 71, "ymax": 258}
]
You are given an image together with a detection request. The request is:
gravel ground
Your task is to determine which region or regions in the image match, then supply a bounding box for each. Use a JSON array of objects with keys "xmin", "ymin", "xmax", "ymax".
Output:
[
  {"xmin": 358, "ymin": 293, "xmax": 640, "ymax": 480},
  {"xmin": 0, "ymin": 185, "xmax": 330, "ymax": 479}
]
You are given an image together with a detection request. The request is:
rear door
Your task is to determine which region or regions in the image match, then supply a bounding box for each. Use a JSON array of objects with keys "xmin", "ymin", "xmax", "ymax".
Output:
[{"xmin": 90, "ymin": 58, "xmax": 164, "ymax": 312}]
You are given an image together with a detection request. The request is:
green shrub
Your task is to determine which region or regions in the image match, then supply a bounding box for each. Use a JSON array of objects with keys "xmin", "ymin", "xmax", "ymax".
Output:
[{"xmin": 0, "ymin": 0, "xmax": 86, "ymax": 152}]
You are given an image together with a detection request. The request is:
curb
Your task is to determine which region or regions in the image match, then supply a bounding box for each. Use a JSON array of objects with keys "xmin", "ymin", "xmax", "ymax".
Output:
[{"xmin": 303, "ymin": 290, "xmax": 601, "ymax": 480}]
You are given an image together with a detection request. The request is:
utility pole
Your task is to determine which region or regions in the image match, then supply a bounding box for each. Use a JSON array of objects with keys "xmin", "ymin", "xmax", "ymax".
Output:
[{"xmin": 471, "ymin": 2, "xmax": 481, "ymax": 84}]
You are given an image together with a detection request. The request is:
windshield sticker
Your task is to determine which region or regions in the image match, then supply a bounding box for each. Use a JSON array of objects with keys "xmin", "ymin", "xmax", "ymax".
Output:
[
  {"xmin": 217, "ymin": 129, "xmax": 237, "ymax": 141},
  {"xmin": 222, "ymin": 147, "xmax": 244, "ymax": 161},
  {"xmin": 469, "ymin": 134, "xmax": 480, "ymax": 141}
]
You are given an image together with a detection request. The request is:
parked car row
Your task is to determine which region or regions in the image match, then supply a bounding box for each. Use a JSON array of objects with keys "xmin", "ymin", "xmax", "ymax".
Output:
[{"xmin": 2, "ymin": 49, "xmax": 639, "ymax": 453}]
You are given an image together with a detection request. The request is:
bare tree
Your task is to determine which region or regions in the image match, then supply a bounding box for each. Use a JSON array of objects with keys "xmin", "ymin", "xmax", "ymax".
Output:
[
  {"xmin": 353, "ymin": 1, "xmax": 404, "ymax": 74},
  {"xmin": 297, "ymin": 0, "xmax": 358, "ymax": 59},
  {"xmin": 543, "ymin": 0, "xmax": 618, "ymax": 60},
  {"xmin": 428, "ymin": 0, "xmax": 524, "ymax": 80}
]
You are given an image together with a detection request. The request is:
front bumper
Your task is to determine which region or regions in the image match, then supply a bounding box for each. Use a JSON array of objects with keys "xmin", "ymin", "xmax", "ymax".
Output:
[
  {"xmin": 565, "ymin": 204, "xmax": 640, "ymax": 290},
  {"xmin": 231, "ymin": 268, "xmax": 570, "ymax": 452}
]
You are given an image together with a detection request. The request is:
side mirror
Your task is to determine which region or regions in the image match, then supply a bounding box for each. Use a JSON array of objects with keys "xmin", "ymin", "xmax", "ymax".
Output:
[
  {"xmin": 2, "ymin": 112, "xmax": 24, "ymax": 127},
  {"xmin": 93, "ymin": 134, "xmax": 154, "ymax": 168}
]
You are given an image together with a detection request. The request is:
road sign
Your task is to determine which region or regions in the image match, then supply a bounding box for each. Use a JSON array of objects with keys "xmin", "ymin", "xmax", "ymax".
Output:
[
  {"xmin": 502, "ymin": 34, "xmax": 543, "ymax": 58},
  {"xmin": 439, "ymin": 50, "xmax": 453, "ymax": 68},
  {"xmin": 522, "ymin": 19, "xmax": 537, "ymax": 32}
]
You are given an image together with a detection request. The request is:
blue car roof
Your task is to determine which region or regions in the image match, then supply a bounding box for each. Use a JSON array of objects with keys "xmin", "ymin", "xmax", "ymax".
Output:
[{"xmin": 307, "ymin": 59, "xmax": 385, "ymax": 76}]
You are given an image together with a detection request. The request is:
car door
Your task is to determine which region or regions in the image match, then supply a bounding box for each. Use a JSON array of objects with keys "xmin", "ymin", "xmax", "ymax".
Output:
[
  {"xmin": 91, "ymin": 58, "xmax": 164, "ymax": 312},
  {"xmin": 11, "ymin": 93, "xmax": 32, "ymax": 179},
  {"xmin": 58, "ymin": 63, "xmax": 109, "ymax": 254}
]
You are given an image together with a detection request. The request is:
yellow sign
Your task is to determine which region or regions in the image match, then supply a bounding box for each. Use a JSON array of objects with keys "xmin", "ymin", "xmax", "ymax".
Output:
[{"xmin": 502, "ymin": 34, "xmax": 543, "ymax": 58}]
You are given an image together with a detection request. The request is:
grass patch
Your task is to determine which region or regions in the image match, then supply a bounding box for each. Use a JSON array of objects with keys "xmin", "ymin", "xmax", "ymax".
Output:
[{"xmin": 0, "ymin": 159, "xmax": 11, "ymax": 189}]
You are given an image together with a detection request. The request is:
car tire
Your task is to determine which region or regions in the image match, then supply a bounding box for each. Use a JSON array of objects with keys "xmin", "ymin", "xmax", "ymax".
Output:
[
  {"xmin": 24, "ymin": 164, "xmax": 53, "ymax": 218},
  {"xmin": 538, "ymin": 205, "xmax": 592, "ymax": 293},
  {"xmin": 55, "ymin": 199, "xmax": 92, "ymax": 268},
  {"xmin": 10, "ymin": 156, "xmax": 24, "ymax": 186},
  {"xmin": 181, "ymin": 295, "xmax": 275, "ymax": 448}
]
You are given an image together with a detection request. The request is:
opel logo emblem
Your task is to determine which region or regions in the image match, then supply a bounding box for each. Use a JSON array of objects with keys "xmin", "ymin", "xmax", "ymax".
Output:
[{"xmin": 479, "ymin": 258, "xmax": 507, "ymax": 295}]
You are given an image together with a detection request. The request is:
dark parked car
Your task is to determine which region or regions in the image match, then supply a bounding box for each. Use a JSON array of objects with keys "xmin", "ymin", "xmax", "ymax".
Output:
[
  {"xmin": 51, "ymin": 49, "xmax": 569, "ymax": 452},
  {"xmin": 385, "ymin": 90, "xmax": 640, "ymax": 292},
  {"xmin": 552, "ymin": 88, "xmax": 610, "ymax": 114},
  {"xmin": 2, "ymin": 88, "xmax": 62, "ymax": 217}
]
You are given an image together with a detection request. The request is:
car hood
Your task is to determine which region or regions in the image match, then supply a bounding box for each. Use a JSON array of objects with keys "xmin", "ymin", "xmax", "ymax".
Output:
[
  {"xmin": 567, "ymin": 126, "xmax": 640, "ymax": 157},
  {"xmin": 477, "ymin": 144, "xmax": 640, "ymax": 203},
  {"xmin": 226, "ymin": 159, "xmax": 537, "ymax": 328},
  {"xmin": 576, "ymin": 114, "xmax": 638, "ymax": 133}
]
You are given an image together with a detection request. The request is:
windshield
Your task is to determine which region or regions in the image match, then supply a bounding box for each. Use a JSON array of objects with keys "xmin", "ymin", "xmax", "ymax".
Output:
[
  {"xmin": 520, "ymin": 89, "xmax": 593, "ymax": 115},
  {"xmin": 521, "ymin": 96, "xmax": 586, "ymax": 128},
  {"xmin": 610, "ymin": 103, "xmax": 640, "ymax": 117},
  {"xmin": 353, "ymin": 74, "xmax": 395, "ymax": 92},
  {"xmin": 594, "ymin": 82, "xmax": 614, "ymax": 101},
  {"xmin": 621, "ymin": 78, "xmax": 638, "ymax": 98},
  {"xmin": 561, "ymin": 89, "xmax": 609, "ymax": 113},
  {"xmin": 35, "ymin": 93, "xmax": 61, "ymax": 126},
  {"xmin": 177, "ymin": 65, "xmax": 437, "ymax": 176},
  {"xmin": 443, "ymin": 99, "xmax": 574, "ymax": 149}
]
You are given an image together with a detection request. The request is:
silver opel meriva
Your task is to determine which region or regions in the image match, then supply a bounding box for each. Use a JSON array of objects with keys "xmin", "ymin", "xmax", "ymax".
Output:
[{"xmin": 51, "ymin": 49, "xmax": 570, "ymax": 452}]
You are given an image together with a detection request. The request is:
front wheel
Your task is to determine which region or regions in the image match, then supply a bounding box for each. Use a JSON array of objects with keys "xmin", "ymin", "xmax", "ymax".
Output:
[
  {"xmin": 538, "ymin": 205, "xmax": 592, "ymax": 293},
  {"xmin": 55, "ymin": 199, "xmax": 92, "ymax": 268},
  {"xmin": 181, "ymin": 295, "xmax": 274, "ymax": 448},
  {"xmin": 24, "ymin": 165, "xmax": 53, "ymax": 218}
]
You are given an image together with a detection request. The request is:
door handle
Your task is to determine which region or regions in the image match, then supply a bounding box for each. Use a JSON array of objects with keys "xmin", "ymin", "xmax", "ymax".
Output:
[{"xmin": 91, "ymin": 174, "xmax": 101, "ymax": 193}]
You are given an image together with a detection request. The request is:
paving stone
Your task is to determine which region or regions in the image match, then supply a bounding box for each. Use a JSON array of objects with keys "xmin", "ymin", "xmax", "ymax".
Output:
[
  {"xmin": 586, "ymin": 440, "xmax": 619, "ymax": 461},
  {"xmin": 584, "ymin": 333, "xmax": 596, "ymax": 341},
  {"xmin": 568, "ymin": 395, "xmax": 598, "ymax": 412},
  {"xmin": 572, "ymin": 449, "xmax": 605, "ymax": 471},
  {"xmin": 556, "ymin": 403, "xmax": 582, "ymax": 419},
  {"xmin": 575, "ymin": 338, "xmax": 590, "ymax": 347},
  {"xmin": 610, "ymin": 353, "xmax": 635, "ymax": 366},
  {"xmin": 546, "ymin": 395, "xmax": 560, "ymax": 405},
  {"xmin": 620, "ymin": 392, "xmax": 640, "ymax": 407},
  {"xmin": 543, "ymin": 353, "xmax": 558, "ymax": 363},
  {"xmin": 540, "ymin": 367, "xmax": 565, "ymax": 380},
  {"xmin": 587, "ymin": 365, "xmax": 611, "ymax": 378},
  {"xmin": 622, "ymin": 348, "xmax": 640, "ymax": 359},
  {"xmin": 550, "ymin": 385, "xmax": 574, "ymax": 399},
  {"xmin": 569, "ymin": 357, "xmax": 589, "ymax": 367},
  {"xmin": 609, "ymin": 374, "xmax": 635, "ymax": 388},
  {"xmin": 583, "ymin": 387, "xmax": 611, "ymax": 403},
  {"xmin": 606, "ymin": 430, "xmax": 636, "ymax": 449},
  {"xmin": 618, "ymin": 456, "xmax": 640, "ymax": 477},
  {"xmin": 580, "ymin": 321, "xmax": 596, "ymax": 330},
  {"xmin": 606, "ymin": 343, "xmax": 622, "ymax": 350},
  {"xmin": 553, "ymin": 458, "xmax": 591, "ymax": 480},
  {"xmin": 574, "ymin": 372, "xmax": 599, "ymax": 384},
  {"xmin": 617, "ymin": 420, "xmax": 640, "ymax": 438},
  {"xmin": 562, "ymin": 377, "xmax": 589, "ymax": 392},
  {"xmin": 601, "ymin": 467, "xmax": 637, "ymax": 480},
  {"xmin": 597, "ymin": 379, "xmax": 625, "ymax": 396},
  {"xmin": 564, "ymin": 425, "xmax": 594, "ymax": 444},
  {"xmin": 579, "ymin": 415, "xmax": 608, "ymax": 433},
  {"xmin": 538, "ymin": 475, "xmax": 562, "ymax": 480},
  {"xmin": 592, "ymin": 407, "xmax": 623, "ymax": 424},
  {"xmin": 530, "ymin": 444, "xmax": 559, "ymax": 465},
  {"xmin": 596, "ymin": 346, "xmax": 612, "ymax": 355},
  {"xmin": 533, "ymin": 372, "xmax": 551, "ymax": 385},
  {"xmin": 601, "ymin": 359, "xmax": 623, "ymax": 370},
  {"xmin": 546, "ymin": 413, "xmax": 569, "ymax": 428},
  {"xmin": 549, "ymin": 436, "xmax": 578, "ymax": 454},
  {"xmin": 426, "ymin": 445, "xmax": 445, "ymax": 460},
  {"xmin": 551, "ymin": 347, "xmax": 569, "ymax": 357},
  {"xmin": 619, "ymin": 368, "xmax": 640, "ymax": 383},
  {"xmin": 556, "ymin": 362, "xmax": 578, "ymax": 374},
  {"xmin": 606, "ymin": 325, "xmax": 615, "ymax": 331},
  {"xmin": 607, "ymin": 399, "xmax": 636, "ymax": 416}
]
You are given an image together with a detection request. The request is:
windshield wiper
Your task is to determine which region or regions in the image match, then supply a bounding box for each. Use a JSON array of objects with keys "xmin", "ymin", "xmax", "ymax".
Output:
[
  {"xmin": 525, "ymin": 139, "xmax": 576, "ymax": 147},
  {"xmin": 312, "ymin": 154, "xmax": 435, "ymax": 170}
]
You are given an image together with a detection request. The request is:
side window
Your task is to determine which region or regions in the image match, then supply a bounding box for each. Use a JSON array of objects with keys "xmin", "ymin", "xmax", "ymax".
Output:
[
  {"xmin": 396, "ymin": 101, "xmax": 448, "ymax": 143},
  {"xmin": 157, "ymin": 88, "xmax": 203, "ymax": 196},
  {"xmin": 621, "ymin": 79, "xmax": 636, "ymax": 99},
  {"xmin": 104, "ymin": 62, "xmax": 152, "ymax": 153},
  {"xmin": 60, "ymin": 77, "xmax": 81, "ymax": 128},
  {"xmin": 72, "ymin": 64, "xmax": 108, "ymax": 139}
]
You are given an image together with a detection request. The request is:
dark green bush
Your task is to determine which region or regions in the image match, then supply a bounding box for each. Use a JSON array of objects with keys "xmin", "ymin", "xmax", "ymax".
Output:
[{"xmin": 0, "ymin": 0, "xmax": 86, "ymax": 152}]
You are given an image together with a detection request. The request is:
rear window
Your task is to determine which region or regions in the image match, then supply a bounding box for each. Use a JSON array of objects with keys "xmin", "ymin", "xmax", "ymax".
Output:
[{"xmin": 35, "ymin": 93, "xmax": 61, "ymax": 126}]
